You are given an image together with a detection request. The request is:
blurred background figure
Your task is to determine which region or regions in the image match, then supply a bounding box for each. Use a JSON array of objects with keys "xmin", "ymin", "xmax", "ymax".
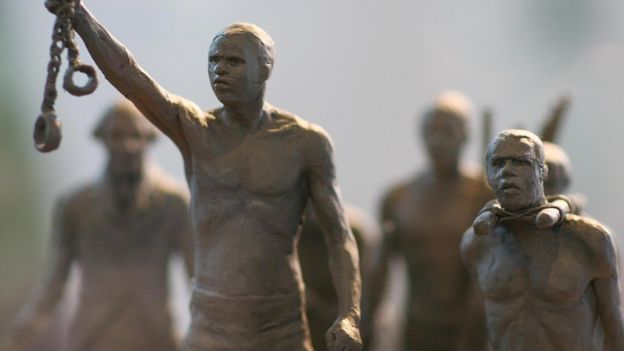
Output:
[
  {"xmin": 0, "ymin": 102, "xmax": 193, "ymax": 351},
  {"xmin": 363, "ymin": 92, "xmax": 491, "ymax": 351},
  {"xmin": 298, "ymin": 204, "xmax": 379, "ymax": 351}
]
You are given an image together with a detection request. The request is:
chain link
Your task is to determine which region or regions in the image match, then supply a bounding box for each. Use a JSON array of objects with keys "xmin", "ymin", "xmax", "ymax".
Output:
[{"xmin": 35, "ymin": 0, "xmax": 98, "ymax": 152}]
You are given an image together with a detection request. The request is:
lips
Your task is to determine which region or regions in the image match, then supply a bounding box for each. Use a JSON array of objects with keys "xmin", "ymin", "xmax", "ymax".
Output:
[
  {"xmin": 500, "ymin": 181, "xmax": 520, "ymax": 193},
  {"xmin": 213, "ymin": 78, "xmax": 232, "ymax": 89}
]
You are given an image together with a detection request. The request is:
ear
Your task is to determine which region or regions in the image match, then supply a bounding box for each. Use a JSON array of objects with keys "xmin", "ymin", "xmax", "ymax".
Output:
[
  {"xmin": 541, "ymin": 163, "xmax": 549, "ymax": 182},
  {"xmin": 259, "ymin": 63, "xmax": 272, "ymax": 82}
]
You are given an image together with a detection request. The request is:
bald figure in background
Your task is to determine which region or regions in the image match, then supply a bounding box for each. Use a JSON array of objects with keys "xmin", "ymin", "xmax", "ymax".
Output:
[
  {"xmin": 1, "ymin": 102, "xmax": 193, "ymax": 351},
  {"xmin": 43, "ymin": 1, "xmax": 363, "ymax": 350},
  {"xmin": 363, "ymin": 91, "xmax": 491, "ymax": 351}
]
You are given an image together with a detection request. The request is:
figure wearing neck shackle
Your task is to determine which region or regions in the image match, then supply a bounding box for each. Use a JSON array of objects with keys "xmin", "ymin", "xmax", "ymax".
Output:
[
  {"xmin": 1, "ymin": 101, "xmax": 194, "ymax": 351},
  {"xmin": 42, "ymin": 1, "xmax": 363, "ymax": 350},
  {"xmin": 461, "ymin": 129, "xmax": 624, "ymax": 351}
]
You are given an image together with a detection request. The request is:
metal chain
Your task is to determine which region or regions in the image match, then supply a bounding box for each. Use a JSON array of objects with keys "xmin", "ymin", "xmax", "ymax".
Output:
[
  {"xmin": 35, "ymin": 0, "xmax": 98, "ymax": 152},
  {"xmin": 41, "ymin": 0, "xmax": 75, "ymax": 113}
]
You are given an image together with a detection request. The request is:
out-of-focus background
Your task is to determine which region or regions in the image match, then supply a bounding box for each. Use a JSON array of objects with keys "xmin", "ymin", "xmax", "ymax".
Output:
[{"xmin": 2, "ymin": 0, "xmax": 624, "ymax": 349}]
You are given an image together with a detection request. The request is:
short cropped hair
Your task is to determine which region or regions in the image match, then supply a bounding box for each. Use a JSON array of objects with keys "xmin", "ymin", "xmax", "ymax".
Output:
[
  {"xmin": 486, "ymin": 129, "xmax": 545, "ymax": 171},
  {"xmin": 212, "ymin": 23, "xmax": 275, "ymax": 78}
]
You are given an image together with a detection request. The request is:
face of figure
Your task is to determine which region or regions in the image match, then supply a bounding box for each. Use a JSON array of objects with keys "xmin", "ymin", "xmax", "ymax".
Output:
[
  {"xmin": 487, "ymin": 136, "xmax": 546, "ymax": 211},
  {"xmin": 208, "ymin": 35, "xmax": 266, "ymax": 105},
  {"xmin": 101, "ymin": 115, "xmax": 151, "ymax": 177},
  {"xmin": 423, "ymin": 112, "xmax": 466, "ymax": 176}
]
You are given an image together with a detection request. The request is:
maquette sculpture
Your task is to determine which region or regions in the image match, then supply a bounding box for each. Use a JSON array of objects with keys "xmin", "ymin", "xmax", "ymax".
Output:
[
  {"xmin": 1, "ymin": 101, "xmax": 193, "ymax": 351},
  {"xmin": 363, "ymin": 91, "xmax": 491, "ymax": 351},
  {"xmin": 43, "ymin": 1, "xmax": 363, "ymax": 350},
  {"xmin": 461, "ymin": 129, "xmax": 624, "ymax": 351},
  {"xmin": 299, "ymin": 205, "xmax": 377, "ymax": 351}
]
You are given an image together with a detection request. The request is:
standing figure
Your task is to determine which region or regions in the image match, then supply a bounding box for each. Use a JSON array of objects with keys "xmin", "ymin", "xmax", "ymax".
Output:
[
  {"xmin": 1, "ymin": 101, "xmax": 193, "ymax": 351},
  {"xmin": 43, "ymin": 1, "xmax": 363, "ymax": 350},
  {"xmin": 363, "ymin": 91, "xmax": 491, "ymax": 351},
  {"xmin": 461, "ymin": 129, "xmax": 624, "ymax": 351}
]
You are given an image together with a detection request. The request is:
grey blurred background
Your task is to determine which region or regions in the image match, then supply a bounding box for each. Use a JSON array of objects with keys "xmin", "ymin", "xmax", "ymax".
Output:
[{"xmin": 2, "ymin": 0, "xmax": 624, "ymax": 348}]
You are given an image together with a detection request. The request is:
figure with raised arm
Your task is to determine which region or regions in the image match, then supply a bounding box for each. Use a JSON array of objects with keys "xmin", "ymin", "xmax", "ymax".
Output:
[
  {"xmin": 0, "ymin": 101, "xmax": 193, "ymax": 351},
  {"xmin": 461, "ymin": 129, "xmax": 624, "ymax": 351},
  {"xmin": 42, "ymin": 1, "xmax": 363, "ymax": 350}
]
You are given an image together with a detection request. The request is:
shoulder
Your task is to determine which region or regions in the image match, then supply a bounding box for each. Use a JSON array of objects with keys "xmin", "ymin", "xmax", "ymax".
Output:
[
  {"xmin": 270, "ymin": 107, "xmax": 332, "ymax": 149},
  {"xmin": 563, "ymin": 215, "xmax": 617, "ymax": 275},
  {"xmin": 60, "ymin": 182, "xmax": 99, "ymax": 212},
  {"xmin": 170, "ymin": 94, "xmax": 215, "ymax": 128},
  {"xmin": 563, "ymin": 215, "xmax": 614, "ymax": 251},
  {"xmin": 460, "ymin": 226, "xmax": 489, "ymax": 266},
  {"xmin": 380, "ymin": 179, "xmax": 413, "ymax": 211},
  {"xmin": 268, "ymin": 108, "xmax": 335, "ymax": 168}
]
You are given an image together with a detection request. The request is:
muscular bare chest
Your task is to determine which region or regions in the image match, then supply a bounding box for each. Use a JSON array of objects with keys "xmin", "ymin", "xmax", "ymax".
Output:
[
  {"xmin": 189, "ymin": 125, "xmax": 305, "ymax": 198},
  {"xmin": 477, "ymin": 224, "xmax": 594, "ymax": 305}
]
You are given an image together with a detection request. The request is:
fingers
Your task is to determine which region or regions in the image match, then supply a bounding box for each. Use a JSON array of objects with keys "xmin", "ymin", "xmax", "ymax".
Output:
[
  {"xmin": 326, "ymin": 329, "xmax": 363, "ymax": 351},
  {"xmin": 535, "ymin": 208, "xmax": 559, "ymax": 229}
]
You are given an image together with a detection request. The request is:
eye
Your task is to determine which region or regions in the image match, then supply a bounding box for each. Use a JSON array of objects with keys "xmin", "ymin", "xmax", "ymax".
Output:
[
  {"xmin": 209, "ymin": 55, "xmax": 219, "ymax": 64},
  {"xmin": 227, "ymin": 57, "xmax": 245, "ymax": 66}
]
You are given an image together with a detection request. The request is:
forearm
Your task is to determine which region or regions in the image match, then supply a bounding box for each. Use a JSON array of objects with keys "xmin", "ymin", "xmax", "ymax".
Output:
[
  {"xmin": 326, "ymin": 229, "xmax": 362, "ymax": 322},
  {"xmin": 71, "ymin": 5, "xmax": 179, "ymax": 137}
]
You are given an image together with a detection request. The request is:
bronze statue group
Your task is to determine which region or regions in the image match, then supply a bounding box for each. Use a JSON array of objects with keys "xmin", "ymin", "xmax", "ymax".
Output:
[{"xmin": 1, "ymin": 1, "xmax": 622, "ymax": 350}]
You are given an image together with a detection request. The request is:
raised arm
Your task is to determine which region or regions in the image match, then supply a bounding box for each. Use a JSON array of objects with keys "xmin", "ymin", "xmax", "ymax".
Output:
[
  {"xmin": 0, "ymin": 198, "xmax": 76, "ymax": 351},
  {"xmin": 46, "ymin": 0, "xmax": 187, "ymax": 150},
  {"xmin": 304, "ymin": 128, "xmax": 362, "ymax": 351},
  {"xmin": 591, "ymin": 229, "xmax": 624, "ymax": 351}
]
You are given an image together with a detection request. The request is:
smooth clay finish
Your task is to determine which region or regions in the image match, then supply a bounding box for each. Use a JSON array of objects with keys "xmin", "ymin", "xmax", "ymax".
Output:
[
  {"xmin": 44, "ymin": 1, "xmax": 363, "ymax": 350},
  {"xmin": 461, "ymin": 129, "xmax": 624, "ymax": 351},
  {"xmin": 1, "ymin": 102, "xmax": 193, "ymax": 351}
]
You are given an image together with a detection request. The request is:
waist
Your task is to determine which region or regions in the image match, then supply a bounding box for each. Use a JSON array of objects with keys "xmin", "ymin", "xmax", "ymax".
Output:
[{"xmin": 189, "ymin": 283, "xmax": 306, "ymax": 330}]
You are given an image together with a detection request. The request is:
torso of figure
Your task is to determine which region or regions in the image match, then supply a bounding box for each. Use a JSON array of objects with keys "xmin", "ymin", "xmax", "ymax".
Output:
[
  {"xmin": 62, "ymin": 168, "xmax": 189, "ymax": 351},
  {"xmin": 383, "ymin": 168, "xmax": 491, "ymax": 323},
  {"xmin": 177, "ymin": 102, "xmax": 317, "ymax": 297},
  {"xmin": 467, "ymin": 215, "xmax": 606, "ymax": 351}
]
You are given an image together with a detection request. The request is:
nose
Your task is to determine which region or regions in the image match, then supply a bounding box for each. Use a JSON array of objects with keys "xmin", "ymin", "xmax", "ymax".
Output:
[
  {"xmin": 501, "ymin": 159, "xmax": 515, "ymax": 176},
  {"xmin": 213, "ymin": 61, "xmax": 226, "ymax": 75}
]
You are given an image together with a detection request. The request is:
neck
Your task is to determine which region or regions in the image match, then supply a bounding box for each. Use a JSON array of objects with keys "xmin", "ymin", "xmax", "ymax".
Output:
[
  {"xmin": 105, "ymin": 162, "xmax": 146, "ymax": 211},
  {"xmin": 507, "ymin": 192, "xmax": 547, "ymax": 213},
  {"xmin": 223, "ymin": 94, "xmax": 265, "ymax": 132},
  {"xmin": 430, "ymin": 160, "xmax": 460, "ymax": 180}
]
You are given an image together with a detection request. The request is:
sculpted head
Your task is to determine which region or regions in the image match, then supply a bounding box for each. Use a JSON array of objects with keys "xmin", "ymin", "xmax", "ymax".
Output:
[
  {"xmin": 421, "ymin": 91, "xmax": 472, "ymax": 176},
  {"xmin": 208, "ymin": 23, "xmax": 275, "ymax": 105},
  {"xmin": 543, "ymin": 142, "xmax": 572, "ymax": 195},
  {"xmin": 486, "ymin": 129, "xmax": 548, "ymax": 211},
  {"xmin": 93, "ymin": 101, "xmax": 157, "ymax": 176}
]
